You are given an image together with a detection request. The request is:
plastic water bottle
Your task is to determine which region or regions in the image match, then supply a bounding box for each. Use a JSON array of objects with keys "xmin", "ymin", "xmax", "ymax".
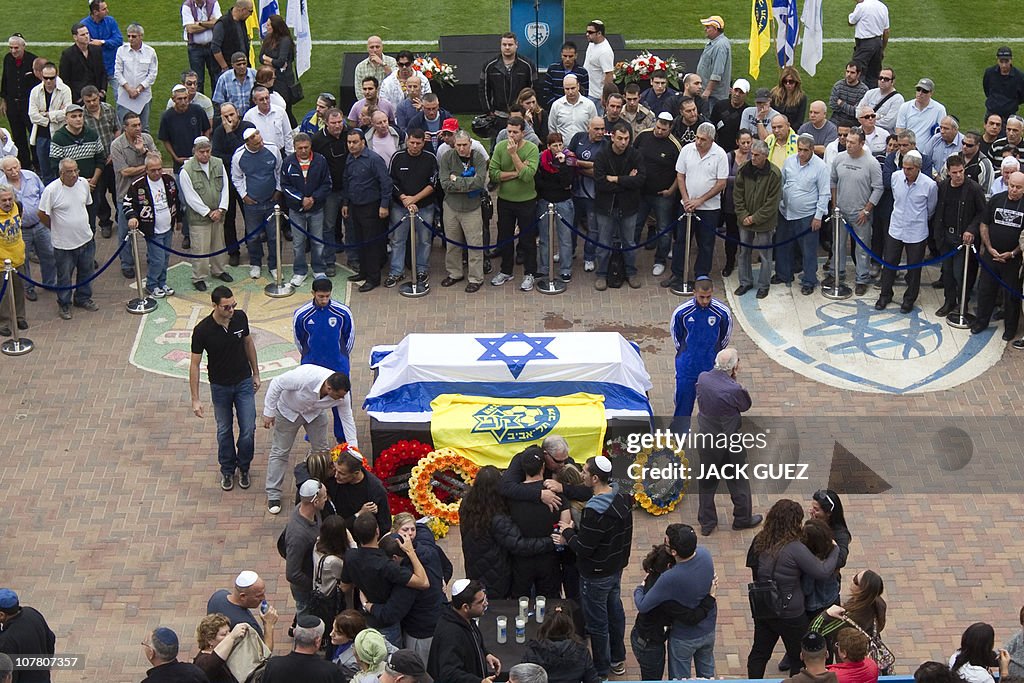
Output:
[
  {"xmin": 553, "ymin": 524, "xmax": 565, "ymax": 552},
  {"xmin": 259, "ymin": 600, "xmax": 269, "ymax": 616}
]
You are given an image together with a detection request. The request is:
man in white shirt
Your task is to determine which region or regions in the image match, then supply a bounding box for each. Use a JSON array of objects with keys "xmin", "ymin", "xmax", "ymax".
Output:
[
  {"xmin": 583, "ymin": 20, "xmax": 614, "ymax": 114},
  {"xmin": 848, "ymin": 0, "xmax": 890, "ymax": 88},
  {"xmin": 860, "ymin": 66, "xmax": 903, "ymax": 133},
  {"xmin": 262, "ymin": 364, "xmax": 356, "ymax": 515},
  {"xmin": 114, "ymin": 23, "xmax": 158, "ymax": 129},
  {"xmin": 181, "ymin": 0, "xmax": 222, "ymax": 94},
  {"xmin": 379, "ymin": 51, "xmax": 431, "ymax": 111},
  {"xmin": 38, "ymin": 158, "xmax": 98, "ymax": 319},
  {"xmin": 856, "ymin": 104, "xmax": 890, "ymax": 157},
  {"xmin": 243, "ymin": 86, "xmax": 293, "ymax": 155},
  {"xmin": 663, "ymin": 121, "xmax": 728, "ymax": 290},
  {"xmin": 549, "ymin": 74, "xmax": 598, "ymax": 142}
]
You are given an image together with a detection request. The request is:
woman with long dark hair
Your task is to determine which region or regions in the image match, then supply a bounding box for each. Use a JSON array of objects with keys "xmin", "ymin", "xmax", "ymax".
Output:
[
  {"xmin": 259, "ymin": 14, "xmax": 297, "ymax": 124},
  {"xmin": 459, "ymin": 465, "xmax": 554, "ymax": 598},
  {"xmin": 770, "ymin": 66, "xmax": 808, "ymax": 128},
  {"xmin": 523, "ymin": 601, "xmax": 599, "ymax": 683},
  {"xmin": 746, "ymin": 499, "xmax": 840, "ymax": 678},
  {"xmin": 949, "ymin": 623, "xmax": 1010, "ymax": 683},
  {"xmin": 810, "ymin": 569, "xmax": 888, "ymax": 669}
]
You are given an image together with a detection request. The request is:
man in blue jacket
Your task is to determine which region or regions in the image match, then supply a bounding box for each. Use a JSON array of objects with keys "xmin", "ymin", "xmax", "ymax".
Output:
[
  {"xmin": 281, "ymin": 132, "xmax": 332, "ymax": 286},
  {"xmin": 231, "ymin": 127, "xmax": 282, "ymax": 280},
  {"xmin": 671, "ymin": 277, "xmax": 733, "ymax": 422}
]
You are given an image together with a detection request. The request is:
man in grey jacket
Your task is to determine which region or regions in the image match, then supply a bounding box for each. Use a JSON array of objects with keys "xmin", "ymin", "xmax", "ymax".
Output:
[
  {"xmin": 439, "ymin": 130, "xmax": 488, "ymax": 292},
  {"xmin": 285, "ymin": 478, "xmax": 327, "ymax": 622}
]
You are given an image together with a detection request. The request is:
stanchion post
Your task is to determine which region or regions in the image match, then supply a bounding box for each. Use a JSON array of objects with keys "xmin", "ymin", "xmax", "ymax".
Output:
[
  {"xmin": 1, "ymin": 259, "xmax": 33, "ymax": 355},
  {"xmin": 264, "ymin": 204, "xmax": 294, "ymax": 298},
  {"xmin": 947, "ymin": 244, "xmax": 976, "ymax": 329},
  {"xmin": 125, "ymin": 229, "xmax": 158, "ymax": 314},
  {"xmin": 537, "ymin": 202, "xmax": 566, "ymax": 295},
  {"xmin": 670, "ymin": 212, "xmax": 695, "ymax": 296},
  {"xmin": 821, "ymin": 212, "xmax": 852, "ymax": 300},
  {"xmin": 400, "ymin": 212, "xmax": 429, "ymax": 297}
]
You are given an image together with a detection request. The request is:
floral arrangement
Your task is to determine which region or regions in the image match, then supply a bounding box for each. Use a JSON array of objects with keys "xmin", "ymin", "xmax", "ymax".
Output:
[
  {"xmin": 425, "ymin": 516, "xmax": 450, "ymax": 540},
  {"xmin": 408, "ymin": 448, "xmax": 480, "ymax": 525},
  {"xmin": 413, "ymin": 54, "xmax": 459, "ymax": 87},
  {"xmin": 632, "ymin": 443, "xmax": 689, "ymax": 515},
  {"xmin": 603, "ymin": 436, "xmax": 631, "ymax": 460},
  {"xmin": 370, "ymin": 439, "xmax": 434, "ymax": 516},
  {"xmin": 330, "ymin": 442, "xmax": 362, "ymax": 463},
  {"xmin": 613, "ymin": 52, "xmax": 684, "ymax": 89}
]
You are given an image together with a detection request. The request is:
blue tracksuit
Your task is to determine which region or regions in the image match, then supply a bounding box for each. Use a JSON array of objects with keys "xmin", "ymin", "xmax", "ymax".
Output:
[
  {"xmin": 294, "ymin": 298, "xmax": 355, "ymax": 440},
  {"xmin": 671, "ymin": 297, "xmax": 733, "ymax": 417}
]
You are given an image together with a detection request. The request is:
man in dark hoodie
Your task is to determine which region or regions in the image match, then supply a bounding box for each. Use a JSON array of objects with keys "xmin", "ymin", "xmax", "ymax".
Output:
[
  {"xmin": 555, "ymin": 455, "xmax": 633, "ymax": 679},
  {"xmin": 428, "ymin": 579, "xmax": 501, "ymax": 683}
]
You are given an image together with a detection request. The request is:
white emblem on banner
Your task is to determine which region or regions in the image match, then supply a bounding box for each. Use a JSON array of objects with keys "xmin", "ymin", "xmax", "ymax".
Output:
[{"xmin": 526, "ymin": 22, "xmax": 550, "ymax": 48}]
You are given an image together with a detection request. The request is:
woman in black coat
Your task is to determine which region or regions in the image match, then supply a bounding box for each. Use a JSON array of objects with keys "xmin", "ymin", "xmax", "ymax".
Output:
[{"xmin": 459, "ymin": 466, "xmax": 554, "ymax": 599}]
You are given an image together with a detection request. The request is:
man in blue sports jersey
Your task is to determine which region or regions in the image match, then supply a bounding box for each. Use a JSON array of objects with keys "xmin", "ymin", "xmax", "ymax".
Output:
[
  {"xmin": 670, "ymin": 276, "xmax": 732, "ymax": 424},
  {"xmin": 293, "ymin": 278, "xmax": 358, "ymax": 444}
]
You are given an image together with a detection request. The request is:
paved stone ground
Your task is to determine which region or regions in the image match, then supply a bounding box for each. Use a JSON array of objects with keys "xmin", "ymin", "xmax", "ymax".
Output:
[{"xmin": 3, "ymin": 230, "xmax": 1024, "ymax": 682}]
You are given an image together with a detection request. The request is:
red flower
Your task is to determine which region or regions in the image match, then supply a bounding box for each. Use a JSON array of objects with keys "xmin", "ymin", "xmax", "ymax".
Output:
[{"xmin": 626, "ymin": 66, "xmax": 634, "ymax": 74}]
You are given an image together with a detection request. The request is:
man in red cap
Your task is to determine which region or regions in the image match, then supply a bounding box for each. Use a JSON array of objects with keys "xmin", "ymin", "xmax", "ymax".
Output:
[{"xmin": 696, "ymin": 16, "xmax": 732, "ymax": 105}]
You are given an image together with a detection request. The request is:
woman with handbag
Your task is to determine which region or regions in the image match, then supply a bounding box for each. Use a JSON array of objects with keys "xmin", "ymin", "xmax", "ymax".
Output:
[
  {"xmin": 812, "ymin": 569, "xmax": 890, "ymax": 671},
  {"xmin": 310, "ymin": 516, "xmax": 355, "ymax": 648},
  {"xmin": 746, "ymin": 499, "xmax": 841, "ymax": 678}
]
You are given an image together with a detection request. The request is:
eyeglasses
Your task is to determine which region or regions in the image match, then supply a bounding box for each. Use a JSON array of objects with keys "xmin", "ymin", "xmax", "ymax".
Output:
[
  {"xmin": 397, "ymin": 61, "xmax": 411, "ymax": 67},
  {"xmin": 963, "ymin": 142, "xmax": 977, "ymax": 149},
  {"xmin": 184, "ymin": 81, "xmax": 198, "ymax": 86},
  {"xmin": 916, "ymin": 87, "xmax": 930, "ymax": 93},
  {"xmin": 218, "ymin": 303, "xmax": 238, "ymax": 311},
  {"xmin": 585, "ymin": 30, "xmax": 596, "ymax": 34},
  {"xmin": 877, "ymin": 76, "xmax": 893, "ymax": 82},
  {"xmin": 859, "ymin": 113, "xmax": 876, "ymax": 119},
  {"xmin": 42, "ymin": 76, "xmax": 56, "ymax": 81},
  {"xmin": 782, "ymin": 79, "xmax": 796, "ymax": 85}
]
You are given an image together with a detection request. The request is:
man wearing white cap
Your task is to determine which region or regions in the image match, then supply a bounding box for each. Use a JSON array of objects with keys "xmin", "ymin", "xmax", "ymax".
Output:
[
  {"xmin": 553, "ymin": 455, "xmax": 632, "ymax": 679},
  {"xmin": 696, "ymin": 16, "xmax": 732, "ymax": 104},
  {"xmin": 427, "ymin": 579, "xmax": 500, "ymax": 683},
  {"xmin": 285, "ymin": 479, "xmax": 327, "ymax": 622},
  {"xmin": 179, "ymin": 135, "xmax": 231, "ymax": 291},
  {"xmin": 710, "ymin": 79, "xmax": 750, "ymax": 154},
  {"xmin": 207, "ymin": 571, "xmax": 279, "ymax": 650},
  {"xmin": 895, "ymin": 78, "xmax": 946, "ymax": 145}
]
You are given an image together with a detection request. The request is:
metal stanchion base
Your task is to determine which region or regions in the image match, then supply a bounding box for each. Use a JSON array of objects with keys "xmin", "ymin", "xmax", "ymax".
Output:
[
  {"xmin": 670, "ymin": 282, "xmax": 695, "ymax": 296},
  {"xmin": 536, "ymin": 278, "xmax": 567, "ymax": 295},
  {"xmin": 264, "ymin": 282, "xmax": 294, "ymax": 298},
  {"xmin": 1, "ymin": 337, "xmax": 33, "ymax": 356},
  {"xmin": 946, "ymin": 312, "xmax": 976, "ymax": 329},
  {"xmin": 399, "ymin": 281, "xmax": 430, "ymax": 298},
  {"xmin": 126, "ymin": 296, "xmax": 158, "ymax": 314},
  {"xmin": 820, "ymin": 284, "xmax": 853, "ymax": 300}
]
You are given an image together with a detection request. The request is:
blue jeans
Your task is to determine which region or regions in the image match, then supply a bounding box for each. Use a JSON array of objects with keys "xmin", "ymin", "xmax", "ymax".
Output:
[
  {"xmin": 243, "ymin": 201, "xmax": 277, "ymax": 269},
  {"xmin": 672, "ymin": 209, "xmax": 720, "ymax": 279},
  {"xmin": 290, "ymin": 208, "xmax": 325, "ymax": 276},
  {"xmin": 579, "ymin": 571, "xmax": 626, "ymax": 677},
  {"xmin": 635, "ymin": 193, "xmax": 676, "ymax": 263},
  {"xmin": 595, "ymin": 210, "xmax": 638, "ymax": 278},
  {"xmin": 20, "ymin": 224, "xmax": 56, "ymax": 290},
  {"xmin": 209, "ymin": 377, "xmax": 256, "ymax": 476},
  {"xmin": 389, "ymin": 204, "xmax": 434, "ymax": 276},
  {"xmin": 630, "ymin": 628, "xmax": 666, "ymax": 682},
  {"xmin": 573, "ymin": 195, "xmax": 598, "ymax": 262},
  {"xmin": 54, "ymin": 239, "xmax": 96, "ymax": 307},
  {"xmin": 146, "ymin": 230, "xmax": 171, "ymax": 289},
  {"xmin": 668, "ymin": 630, "xmax": 716, "ymax": 679},
  {"xmin": 116, "ymin": 102, "xmax": 151, "ymax": 132},
  {"xmin": 187, "ymin": 43, "xmax": 219, "ymax": 94},
  {"xmin": 290, "ymin": 586, "xmax": 311, "ymax": 621},
  {"xmin": 776, "ymin": 215, "xmax": 814, "ymax": 284},
  {"xmin": 537, "ymin": 199, "xmax": 573, "ymax": 277},
  {"xmin": 35, "ymin": 138, "xmax": 53, "ymax": 184},
  {"xmin": 117, "ymin": 206, "xmax": 135, "ymax": 271}
]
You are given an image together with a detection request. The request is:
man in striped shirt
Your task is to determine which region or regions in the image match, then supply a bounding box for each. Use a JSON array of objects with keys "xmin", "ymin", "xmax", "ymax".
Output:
[{"xmin": 49, "ymin": 103, "xmax": 106, "ymax": 234}]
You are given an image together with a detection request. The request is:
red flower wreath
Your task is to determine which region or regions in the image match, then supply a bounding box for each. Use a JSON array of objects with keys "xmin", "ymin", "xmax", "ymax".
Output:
[{"xmin": 371, "ymin": 439, "xmax": 434, "ymax": 515}]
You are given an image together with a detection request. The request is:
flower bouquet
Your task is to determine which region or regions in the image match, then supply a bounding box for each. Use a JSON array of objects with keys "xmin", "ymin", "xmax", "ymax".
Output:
[
  {"xmin": 613, "ymin": 52, "xmax": 684, "ymax": 89},
  {"xmin": 413, "ymin": 54, "xmax": 459, "ymax": 87},
  {"xmin": 370, "ymin": 439, "xmax": 434, "ymax": 516}
]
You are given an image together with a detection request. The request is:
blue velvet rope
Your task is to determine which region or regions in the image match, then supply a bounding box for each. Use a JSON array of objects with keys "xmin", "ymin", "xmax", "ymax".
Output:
[
  {"xmin": 287, "ymin": 213, "xmax": 415, "ymax": 249},
  {"xmin": 970, "ymin": 244, "xmax": 1024, "ymax": 302},
  {"xmin": 845, "ymin": 221, "xmax": 958, "ymax": 270},
  {"xmin": 144, "ymin": 215, "xmax": 272, "ymax": 258},
  {"xmin": 419, "ymin": 213, "xmax": 539, "ymax": 251},
  {"xmin": 17, "ymin": 239, "xmax": 129, "ymax": 291},
  {"xmin": 558, "ymin": 214, "xmax": 677, "ymax": 253}
]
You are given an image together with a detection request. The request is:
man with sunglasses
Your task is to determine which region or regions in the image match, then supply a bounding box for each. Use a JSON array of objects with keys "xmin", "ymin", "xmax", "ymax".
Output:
[
  {"xmin": 961, "ymin": 131, "xmax": 994, "ymax": 191},
  {"xmin": 855, "ymin": 104, "xmax": 889, "ymax": 158},
  {"xmin": 500, "ymin": 434, "xmax": 591, "ymax": 511},
  {"xmin": 895, "ymin": 78, "xmax": 946, "ymax": 145},
  {"xmin": 190, "ymin": 285, "xmax": 260, "ymax": 492},
  {"xmin": 860, "ymin": 67, "xmax": 902, "ymax": 134},
  {"xmin": 381, "ymin": 51, "xmax": 431, "ymax": 111}
]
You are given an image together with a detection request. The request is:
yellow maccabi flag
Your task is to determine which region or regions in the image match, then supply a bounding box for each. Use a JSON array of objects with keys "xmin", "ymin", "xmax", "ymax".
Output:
[
  {"xmin": 430, "ymin": 393, "xmax": 608, "ymax": 468},
  {"xmin": 749, "ymin": 0, "xmax": 773, "ymax": 79},
  {"xmin": 245, "ymin": 8, "xmax": 261, "ymax": 67}
]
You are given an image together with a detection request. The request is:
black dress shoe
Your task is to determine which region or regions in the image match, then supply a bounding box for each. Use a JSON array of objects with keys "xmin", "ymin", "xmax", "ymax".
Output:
[
  {"xmin": 25, "ymin": 288, "xmax": 37, "ymax": 302},
  {"xmin": 779, "ymin": 655, "xmax": 791, "ymax": 672},
  {"xmin": 348, "ymin": 272, "xmax": 367, "ymax": 283},
  {"xmin": 970, "ymin": 322, "xmax": 988, "ymax": 334},
  {"xmin": 931, "ymin": 278, "xmax": 943, "ymax": 289},
  {"xmin": 217, "ymin": 272, "xmax": 234, "ymax": 282},
  {"xmin": 770, "ymin": 274, "xmax": 784, "ymax": 285},
  {"xmin": 228, "ymin": 252, "xmax": 240, "ymax": 267},
  {"xmin": 854, "ymin": 283, "xmax": 868, "ymax": 296},
  {"xmin": 756, "ymin": 287, "xmax": 769, "ymax": 299},
  {"xmin": 182, "ymin": 236, "xmax": 191, "ymax": 250},
  {"xmin": 801, "ymin": 285, "xmax": 814, "ymax": 296},
  {"xmin": 358, "ymin": 281, "xmax": 377, "ymax": 293},
  {"xmin": 1003, "ymin": 330, "xmax": 1016, "ymax": 342},
  {"xmin": 734, "ymin": 284, "xmax": 753, "ymax": 296},
  {"xmin": 483, "ymin": 258, "xmax": 492, "ymax": 274},
  {"xmin": 122, "ymin": 267, "xmax": 135, "ymax": 279},
  {"xmin": 874, "ymin": 298, "xmax": 890, "ymax": 310},
  {"xmin": 465, "ymin": 282, "xmax": 481, "ymax": 293},
  {"xmin": 0, "ymin": 326, "xmax": 10, "ymax": 337},
  {"xmin": 733, "ymin": 514, "xmax": 764, "ymax": 530},
  {"xmin": 700, "ymin": 524, "xmax": 716, "ymax": 537},
  {"xmin": 935, "ymin": 303, "xmax": 954, "ymax": 317},
  {"xmin": 900, "ymin": 301, "xmax": 913, "ymax": 313},
  {"xmin": 994, "ymin": 306, "xmax": 1005, "ymax": 321},
  {"xmin": 721, "ymin": 265, "xmax": 734, "ymax": 277},
  {"xmin": 17, "ymin": 319, "xmax": 28, "ymax": 330},
  {"xmin": 193, "ymin": 280, "xmax": 208, "ymax": 291},
  {"xmin": 441, "ymin": 276, "xmax": 464, "ymax": 287}
]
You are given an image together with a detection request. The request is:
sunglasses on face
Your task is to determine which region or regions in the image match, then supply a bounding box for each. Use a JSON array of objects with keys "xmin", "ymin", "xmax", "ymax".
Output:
[
  {"xmin": 859, "ymin": 114, "xmax": 876, "ymax": 119},
  {"xmin": 878, "ymin": 76, "xmax": 893, "ymax": 82}
]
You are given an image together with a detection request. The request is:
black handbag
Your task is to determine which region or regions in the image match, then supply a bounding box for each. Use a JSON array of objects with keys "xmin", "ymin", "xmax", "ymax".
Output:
[
  {"xmin": 747, "ymin": 554, "xmax": 790, "ymax": 619},
  {"xmin": 306, "ymin": 554, "xmax": 343, "ymax": 645}
]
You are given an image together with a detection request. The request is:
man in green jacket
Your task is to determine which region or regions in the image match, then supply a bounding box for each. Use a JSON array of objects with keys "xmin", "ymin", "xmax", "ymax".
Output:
[
  {"xmin": 50, "ymin": 103, "xmax": 106, "ymax": 233},
  {"xmin": 488, "ymin": 116, "xmax": 539, "ymax": 292},
  {"xmin": 734, "ymin": 139, "xmax": 782, "ymax": 299}
]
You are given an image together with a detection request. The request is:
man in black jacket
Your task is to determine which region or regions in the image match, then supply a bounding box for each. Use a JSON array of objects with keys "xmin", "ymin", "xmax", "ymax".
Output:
[
  {"xmin": 428, "ymin": 580, "xmax": 501, "ymax": 683},
  {"xmin": 554, "ymin": 455, "xmax": 633, "ymax": 679},
  {"xmin": 59, "ymin": 24, "xmax": 107, "ymax": 103},
  {"xmin": 211, "ymin": 102, "xmax": 253, "ymax": 265},
  {"xmin": 0, "ymin": 590, "xmax": 55, "ymax": 683},
  {"xmin": 1, "ymin": 36, "xmax": 39, "ymax": 170},
  {"xmin": 594, "ymin": 122, "xmax": 646, "ymax": 291},
  {"xmin": 210, "ymin": 0, "xmax": 253, "ymax": 83},
  {"xmin": 499, "ymin": 435, "xmax": 592, "ymax": 511},
  {"xmin": 312, "ymin": 108, "xmax": 350, "ymax": 277},
  {"xmin": 479, "ymin": 33, "xmax": 536, "ymax": 140},
  {"xmin": 931, "ymin": 154, "xmax": 985, "ymax": 317}
]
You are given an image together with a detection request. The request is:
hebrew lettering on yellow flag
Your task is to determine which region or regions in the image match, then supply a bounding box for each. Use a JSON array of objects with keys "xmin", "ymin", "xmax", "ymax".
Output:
[
  {"xmin": 430, "ymin": 393, "xmax": 607, "ymax": 468},
  {"xmin": 749, "ymin": 0, "xmax": 773, "ymax": 80}
]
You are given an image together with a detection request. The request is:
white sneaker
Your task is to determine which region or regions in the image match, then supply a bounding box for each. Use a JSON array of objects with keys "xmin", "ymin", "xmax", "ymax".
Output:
[
  {"xmin": 491, "ymin": 272, "xmax": 514, "ymax": 286},
  {"xmin": 584, "ymin": 260, "xmax": 595, "ymax": 272},
  {"xmin": 289, "ymin": 273, "xmax": 307, "ymax": 287},
  {"xmin": 163, "ymin": 286, "xmax": 175, "ymax": 297},
  {"xmin": 249, "ymin": 265, "xmax": 261, "ymax": 279},
  {"xmin": 652, "ymin": 263, "xmax": 666, "ymax": 276},
  {"xmin": 148, "ymin": 286, "xmax": 166, "ymax": 299},
  {"xmin": 520, "ymin": 274, "xmax": 535, "ymax": 291}
]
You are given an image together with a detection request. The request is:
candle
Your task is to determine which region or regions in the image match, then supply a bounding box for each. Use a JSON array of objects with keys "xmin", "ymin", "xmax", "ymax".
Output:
[
  {"xmin": 535, "ymin": 596, "xmax": 546, "ymax": 623},
  {"xmin": 496, "ymin": 616, "xmax": 507, "ymax": 644},
  {"xmin": 518, "ymin": 596, "xmax": 529, "ymax": 619},
  {"xmin": 515, "ymin": 616, "xmax": 526, "ymax": 643}
]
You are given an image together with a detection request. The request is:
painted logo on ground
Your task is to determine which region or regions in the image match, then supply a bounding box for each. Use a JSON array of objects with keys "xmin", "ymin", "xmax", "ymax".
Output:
[
  {"xmin": 724, "ymin": 267, "xmax": 1005, "ymax": 394},
  {"xmin": 129, "ymin": 263, "xmax": 351, "ymax": 381}
]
